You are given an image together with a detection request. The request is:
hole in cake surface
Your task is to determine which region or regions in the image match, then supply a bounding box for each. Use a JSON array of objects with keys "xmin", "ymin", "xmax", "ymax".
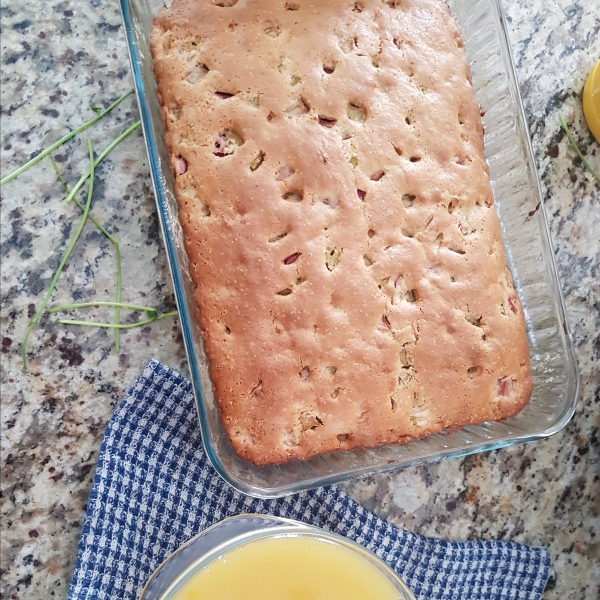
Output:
[
  {"xmin": 393, "ymin": 37, "xmax": 406, "ymax": 51},
  {"xmin": 283, "ymin": 252, "xmax": 301, "ymax": 265},
  {"xmin": 497, "ymin": 377, "xmax": 512, "ymax": 396},
  {"xmin": 401, "ymin": 228, "xmax": 413, "ymax": 238},
  {"xmin": 186, "ymin": 63, "xmax": 209, "ymax": 83},
  {"xmin": 363, "ymin": 255, "xmax": 373, "ymax": 267},
  {"xmin": 282, "ymin": 191, "xmax": 303, "ymax": 202},
  {"xmin": 339, "ymin": 36, "xmax": 354, "ymax": 54},
  {"xmin": 347, "ymin": 102, "xmax": 367, "ymax": 122},
  {"xmin": 370, "ymin": 170, "xmax": 385, "ymax": 181},
  {"xmin": 454, "ymin": 153, "xmax": 471, "ymax": 165},
  {"xmin": 349, "ymin": 156, "xmax": 359, "ymax": 167},
  {"xmin": 508, "ymin": 296, "xmax": 518, "ymax": 314},
  {"xmin": 213, "ymin": 129, "xmax": 243, "ymax": 156},
  {"xmin": 368, "ymin": 229, "xmax": 375, "ymax": 238},
  {"xmin": 390, "ymin": 397, "xmax": 396, "ymax": 411},
  {"xmin": 295, "ymin": 276, "xmax": 305, "ymax": 285},
  {"xmin": 225, "ymin": 325, "xmax": 231, "ymax": 334},
  {"xmin": 381, "ymin": 314, "xmax": 391, "ymax": 329},
  {"xmin": 325, "ymin": 365, "xmax": 338, "ymax": 376},
  {"xmin": 269, "ymin": 231, "xmax": 288, "ymax": 243},
  {"xmin": 265, "ymin": 25, "xmax": 280, "ymax": 37},
  {"xmin": 286, "ymin": 97, "xmax": 310, "ymax": 117},
  {"xmin": 357, "ymin": 189, "xmax": 366, "ymax": 201},
  {"xmin": 175, "ymin": 156, "xmax": 188, "ymax": 175},
  {"xmin": 449, "ymin": 247, "xmax": 466, "ymax": 255},
  {"xmin": 215, "ymin": 91, "xmax": 235, "ymax": 99},
  {"xmin": 353, "ymin": 2, "xmax": 363, "ymax": 12},
  {"xmin": 465, "ymin": 314, "xmax": 483, "ymax": 327},
  {"xmin": 299, "ymin": 411, "xmax": 323, "ymax": 431},
  {"xmin": 267, "ymin": 111, "xmax": 275, "ymax": 121},
  {"xmin": 276, "ymin": 166, "xmax": 295, "ymax": 180},
  {"xmin": 337, "ymin": 433, "xmax": 350, "ymax": 442},
  {"xmin": 399, "ymin": 345, "xmax": 412, "ymax": 366},
  {"xmin": 406, "ymin": 289, "xmax": 418, "ymax": 303},
  {"xmin": 467, "ymin": 366, "xmax": 482, "ymax": 375},
  {"xmin": 325, "ymin": 247, "xmax": 342, "ymax": 271},
  {"xmin": 318, "ymin": 116, "xmax": 337, "ymax": 128},
  {"xmin": 278, "ymin": 288, "xmax": 293, "ymax": 296},
  {"xmin": 300, "ymin": 365, "xmax": 310, "ymax": 379},
  {"xmin": 409, "ymin": 156, "xmax": 422, "ymax": 163},
  {"xmin": 168, "ymin": 106, "xmax": 182, "ymax": 122},
  {"xmin": 402, "ymin": 193, "xmax": 415, "ymax": 207},
  {"xmin": 323, "ymin": 62, "xmax": 336, "ymax": 74},
  {"xmin": 379, "ymin": 277, "xmax": 390, "ymax": 290},
  {"xmin": 405, "ymin": 115, "xmax": 412, "ymax": 125},
  {"xmin": 249, "ymin": 379, "xmax": 262, "ymax": 395},
  {"xmin": 250, "ymin": 152, "xmax": 265, "ymax": 171},
  {"xmin": 398, "ymin": 368, "xmax": 414, "ymax": 387},
  {"xmin": 434, "ymin": 233, "xmax": 444, "ymax": 249},
  {"xmin": 322, "ymin": 196, "xmax": 339, "ymax": 209},
  {"xmin": 200, "ymin": 203, "xmax": 211, "ymax": 217},
  {"xmin": 285, "ymin": 2, "xmax": 300, "ymax": 10},
  {"xmin": 213, "ymin": 0, "xmax": 238, "ymax": 6},
  {"xmin": 448, "ymin": 199, "xmax": 457, "ymax": 213}
]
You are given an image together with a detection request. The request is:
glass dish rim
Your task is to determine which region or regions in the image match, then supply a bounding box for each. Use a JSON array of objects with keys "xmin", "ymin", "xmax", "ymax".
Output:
[
  {"xmin": 119, "ymin": 0, "xmax": 579, "ymax": 499},
  {"xmin": 140, "ymin": 513, "xmax": 416, "ymax": 600}
]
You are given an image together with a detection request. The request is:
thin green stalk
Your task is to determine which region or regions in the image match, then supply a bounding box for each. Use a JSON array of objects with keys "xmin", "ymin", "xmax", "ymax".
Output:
[
  {"xmin": 22, "ymin": 138, "xmax": 96, "ymax": 370},
  {"xmin": 49, "ymin": 301, "xmax": 157, "ymax": 314},
  {"xmin": 114, "ymin": 239, "xmax": 122, "ymax": 353},
  {"xmin": 67, "ymin": 121, "xmax": 140, "ymax": 202},
  {"xmin": 1, "ymin": 91, "xmax": 132, "ymax": 186},
  {"xmin": 50, "ymin": 153, "xmax": 126, "ymax": 352},
  {"xmin": 65, "ymin": 121, "xmax": 141, "ymax": 204},
  {"xmin": 560, "ymin": 115, "xmax": 600, "ymax": 185},
  {"xmin": 57, "ymin": 311, "xmax": 178, "ymax": 329},
  {"xmin": 50, "ymin": 155, "xmax": 70, "ymax": 195}
]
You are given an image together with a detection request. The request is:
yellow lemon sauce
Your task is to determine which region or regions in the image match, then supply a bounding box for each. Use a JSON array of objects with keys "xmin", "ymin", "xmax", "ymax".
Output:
[{"xmin": 171, "ymin": 535, "xmax": 401, "ymax": 600}]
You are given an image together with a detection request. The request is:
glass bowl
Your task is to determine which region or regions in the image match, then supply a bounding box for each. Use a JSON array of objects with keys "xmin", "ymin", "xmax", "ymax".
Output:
[
  {"xmin": 119, "ymin": 0, "xmax": 579, "ymax": 497},
  {"xmin": 140, "ymin": 514, "xmax": 416, "ymax": 600}
]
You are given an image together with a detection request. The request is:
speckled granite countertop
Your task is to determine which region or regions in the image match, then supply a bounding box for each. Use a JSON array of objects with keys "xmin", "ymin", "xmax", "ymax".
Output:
[{"xmin": 1, "ymin": 1, "xmax": 598, "ymax": 598}]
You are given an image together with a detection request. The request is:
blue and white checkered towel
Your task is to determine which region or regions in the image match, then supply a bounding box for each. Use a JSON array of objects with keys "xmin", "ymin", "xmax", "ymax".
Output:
[{"xmin": 66, "ymin": 360, "xmax": 551, "ymax": 600}]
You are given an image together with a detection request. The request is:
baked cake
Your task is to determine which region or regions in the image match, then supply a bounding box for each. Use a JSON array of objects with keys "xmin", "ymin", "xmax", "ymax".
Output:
[{"xmin": 151, "ymin": 0, "xmax": 533, "ymax": 465}]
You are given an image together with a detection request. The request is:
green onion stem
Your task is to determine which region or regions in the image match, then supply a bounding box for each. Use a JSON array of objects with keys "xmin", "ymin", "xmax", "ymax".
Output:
[
  {"xmin": 50, "ymin": 153, "xmax": 125, "ymax": 352},
  {"xmin": 1, "ymin": 91, "xmax": 132, "ymax": 186},
  {"xmin": 67, "ymin": 121, "xmax": 140, "ymax": 354},
  {"xmin": 65, "ymin": 121, "xmax": 141, "ymax": 204},
  {"xmin": 22, "ymin": 138, "xmax": 96, "ymax": 370},
  {"xmin": 57, "ymin": 311, "xmax": 178, "ymax": 329},
  {"xmin": 50, "ymin": 155, "xmax": 70, "ymax": 195},
  {"xmin": 559, "ymin": 115, "xmax": 600, "ymax": 185},
  {"xmin": 61, "ymin": 120, "xmax": 141, "ymax": 353},
  {"xmin": 49, "ymin": 301, "xmax": 157, "ymax": 314},
  {"xmin": 113, "ymin": 242, "xmax": 123, "ymax": 352}
]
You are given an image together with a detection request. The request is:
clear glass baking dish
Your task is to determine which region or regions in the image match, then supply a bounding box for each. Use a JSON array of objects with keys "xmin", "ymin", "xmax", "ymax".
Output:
[
  {"xmin": 119, "ymin": 0, "xmax": 579, "ymax": 497},
  {"xmin": 140, "ymin": 514, "xmax": 416, "ymax": 600}
]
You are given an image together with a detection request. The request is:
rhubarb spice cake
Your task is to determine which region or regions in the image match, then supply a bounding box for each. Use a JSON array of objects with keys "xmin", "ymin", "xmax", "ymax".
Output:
[{"xmin": 151, "ymin": 0, "xmax": 533, "ymax": 465}]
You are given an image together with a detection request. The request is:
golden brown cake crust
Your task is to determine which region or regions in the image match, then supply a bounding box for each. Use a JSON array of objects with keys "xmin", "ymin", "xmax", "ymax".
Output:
[{"xmin": 151, "ymin": 0, "xmax": 533, "ymax": 465}]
